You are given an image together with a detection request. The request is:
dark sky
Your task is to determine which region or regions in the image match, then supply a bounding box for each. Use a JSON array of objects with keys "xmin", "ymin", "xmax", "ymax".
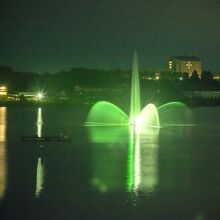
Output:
[{"xmin": 0, "ymin": 0, "xmax": 220, "ymax": 73}]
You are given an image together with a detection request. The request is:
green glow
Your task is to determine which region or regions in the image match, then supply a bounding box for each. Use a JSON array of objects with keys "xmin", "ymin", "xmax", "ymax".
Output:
[
  {"xmin": 85, "ymin": 52, "xmax": 161, "ymax": 193},
  {"xmin": 86, "ymin": 101, "xmax": 128, "ymax": 125},
  {"xmin": 138, "ymin": 134, "xmax": 159, "ymax": 192},
  {"xmin": 157, "ymin": 101, "xmax": 187, "ymax": 111},
  {"xmin": 91, "ymin": 144, "xmax": 126, "ymax": 192},
  {"xmin": 130, "ymin": 51, "xmax": 141, "ymax": 124},
  {"xmin": 158, "ymin": 102, "xmax": 192, "ymax": 127},
  {"xmin": 134, "ymin": 133, "xmax": 141, "ymax": 191},
  {"xmin": 195, "ymin": 212, "xmax": 204, "ymax": 220},
  {"xmin": 136, "ymin": 104, "xmax": 160, "ymax": 135},
  {"xmin": 85, "ymin": 52, "xmax": 195, "ymax": 194},
  {"xmin": 127, "ymin": 126, "xmax": 159, "ymax": 193},
  {"xmin": 127, "ymin": 127, "xmax": 134, "ymax": 191},
  {"xmin": 86, "ymin": 101, "xmax": 129, "ymax": 143},
  {"xmin": 85, "ymin": 52, "xmax": 161, "ymax": 143}
]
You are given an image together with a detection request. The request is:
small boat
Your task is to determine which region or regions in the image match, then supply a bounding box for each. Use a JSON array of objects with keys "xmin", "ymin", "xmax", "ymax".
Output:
[{"xmin": 22, "ymin": 133, "xmax": 72, "ymax": 142}]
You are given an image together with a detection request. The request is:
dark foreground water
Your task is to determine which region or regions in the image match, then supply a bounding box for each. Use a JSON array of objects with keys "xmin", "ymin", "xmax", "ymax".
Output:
[{"xmin": 0, "ymin": 105, "xmax": 220, "ymax": 220}]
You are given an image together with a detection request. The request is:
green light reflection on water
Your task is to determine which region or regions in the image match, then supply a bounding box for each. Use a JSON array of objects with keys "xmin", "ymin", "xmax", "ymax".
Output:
[
  {"xmin": 85, "ymin": 101, "xmax": 129, "ymax": 143},
  {"xmin": 86, "ymin": 101, "xmax": 161, "ymax": 193},
  {"xmin": 91, "ymin": 143, "xmax": 126, "ymax": 193},
  {"xmin": 127, "ymin": 122, "xmax": 159, "ymax": 193},
  {"xmin": 127, "ymin": 126, "xmax": 134, "ymax": 192}
]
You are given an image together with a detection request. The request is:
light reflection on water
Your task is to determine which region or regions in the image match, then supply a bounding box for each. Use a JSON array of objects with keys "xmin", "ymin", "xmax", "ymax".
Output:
[
  {"xmin": 195, "ymin": 212, "xmax": 204, "ymax": 220},
  {"xmin": 137, "ymin": 135, "xmax": 159, "ymax": 194},
  {"xmin": 36, "ymin": 107, "xmax": 43, "ymax": 138},
  {"xmin": 130, "ymin": 126, "xmax": 159, "ymax": 195},
  {"xmin": 91, "ymin": 143, "xmax": 126, "ymax": 192},
  {"xmin": 91, "ymin": 124, "xmax": 159, "ymax": 195},
  {"xmin": 35, "ymin": 107, "xmax": 45, "ymax": 197},
  {"xmin": 0, "ymin": 107, "xmax": 7, "ymax": 200},
  {"xmin": 35, "ymin": 157, "xmax": 44, "ymax": 198},
  {"xmin": 133, "ymin": 132, "xmax": 141, "ymax": 191},
  {"xmin": 2, "ymin": 106, "xmax": 220, "ymax": 219}
]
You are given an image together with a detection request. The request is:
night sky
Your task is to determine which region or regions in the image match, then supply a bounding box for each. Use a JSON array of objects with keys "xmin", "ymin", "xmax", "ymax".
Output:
[{"xmin": 0, "ymin": 0, "xmax": 220, "ymax": 73}]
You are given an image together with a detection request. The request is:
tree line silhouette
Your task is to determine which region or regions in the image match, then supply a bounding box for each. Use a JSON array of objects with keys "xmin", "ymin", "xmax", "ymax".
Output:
[{"xmin": 0, "ymin": 65, "xmax": 219, "ymax": 94}]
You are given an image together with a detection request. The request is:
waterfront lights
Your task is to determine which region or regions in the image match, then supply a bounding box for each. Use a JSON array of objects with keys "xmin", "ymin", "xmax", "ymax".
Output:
[
  {"xmin": 37, "ymin": 92, "xmax": 44, "ymax": 100},
  {"xmin": 0, "ymin": 86, "xmax": 7, "ymax": 96}
]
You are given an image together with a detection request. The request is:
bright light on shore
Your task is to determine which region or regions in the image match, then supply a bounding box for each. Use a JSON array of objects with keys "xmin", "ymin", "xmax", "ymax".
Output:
[
  {"xmin": 0, "ymin": 86, "xmax": 7, "ymax": 96},
  {"xmin": 37, "ymin": 92, "xmax": 44, "ymax": 100}
]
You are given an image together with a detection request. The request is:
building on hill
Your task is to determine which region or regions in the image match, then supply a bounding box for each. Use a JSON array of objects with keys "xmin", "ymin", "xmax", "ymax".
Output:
[{"xmin": 168, "ymin": 56, "xmax": 202, "ymax": 77}]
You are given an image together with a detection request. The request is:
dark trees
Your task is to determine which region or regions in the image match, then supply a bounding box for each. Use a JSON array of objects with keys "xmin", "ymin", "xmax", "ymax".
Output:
[{"xmin": 201, "ymin": 71, "xmax": 213, "ymax": 81}]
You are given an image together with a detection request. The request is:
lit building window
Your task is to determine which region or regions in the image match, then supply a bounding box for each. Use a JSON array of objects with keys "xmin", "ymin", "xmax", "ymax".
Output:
[
  {"xmin": 168, "ymin": 61, "xmax": 172, "ymax": 69},
  {"xmin": 168, "ymin": 56, "xmax": 201, "ymax": 77},
  {"xmin": 186, "ymin": 61, "xmax": 192, "ymax": 69}
]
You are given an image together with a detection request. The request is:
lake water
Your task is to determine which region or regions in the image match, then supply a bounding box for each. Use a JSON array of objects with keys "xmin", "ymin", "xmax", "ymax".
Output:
[{"xmin": 0, "ymin": 105, "xmax": 220, "ymax": 220}]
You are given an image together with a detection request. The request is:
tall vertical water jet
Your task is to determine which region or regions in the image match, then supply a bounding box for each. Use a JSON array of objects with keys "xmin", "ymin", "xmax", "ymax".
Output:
[
  {"xmin": 130, "ymin": 51, "xmax": 141, "ymax": 125},
  {"xmin": 127, "ymin": 52, "xmax": 160, "ymax": 192}
]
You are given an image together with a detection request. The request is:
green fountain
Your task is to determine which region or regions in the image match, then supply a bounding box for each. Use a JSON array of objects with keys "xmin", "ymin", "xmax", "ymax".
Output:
[
  {"xmin": 85, "ymin": 51, "xmax": 192, "ymax": 144},
  {"xmin": 86, "ymin": 51, "xmax": 192, "ymax": 193},
  {"xmin": 86, "ymin": 52, "xmax": 163, "ymax": 143}
]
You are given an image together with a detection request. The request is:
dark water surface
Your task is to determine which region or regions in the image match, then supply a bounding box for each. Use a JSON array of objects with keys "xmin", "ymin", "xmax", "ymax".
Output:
[{"xmin": 0, "ymin": 106, "xmax": 220, "ymax": 220}]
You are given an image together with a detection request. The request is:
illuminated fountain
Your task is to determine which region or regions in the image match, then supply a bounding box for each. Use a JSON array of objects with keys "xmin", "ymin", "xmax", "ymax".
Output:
[
  {"xmin": 86, "ymin": 52, "xmax": 192, "ymax": 192},
  {"xmin": 86, "ymin": 51, "xmax": 160, "ymax": 142}
]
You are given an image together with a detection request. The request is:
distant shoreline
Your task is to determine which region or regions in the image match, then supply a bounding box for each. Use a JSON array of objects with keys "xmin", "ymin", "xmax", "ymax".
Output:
[
  {"xmin": 1, "ymin": 98, "xmax": 220, "ymax": 108},
  {"xmin": 0, "ymin": 100, "xmax": 89, "ymax": 108}
]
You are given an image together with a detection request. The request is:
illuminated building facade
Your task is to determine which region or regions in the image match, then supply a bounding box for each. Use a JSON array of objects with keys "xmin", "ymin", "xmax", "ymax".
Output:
[{"xmin": 168, "ymin": 56, "xmax": 202, "ymax": 77}]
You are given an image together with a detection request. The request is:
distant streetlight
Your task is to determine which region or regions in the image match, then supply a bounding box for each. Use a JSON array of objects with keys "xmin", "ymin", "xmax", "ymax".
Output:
[{"xmin": 37, "ymin": 92, "xmax": 44, "ymax": 100}]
